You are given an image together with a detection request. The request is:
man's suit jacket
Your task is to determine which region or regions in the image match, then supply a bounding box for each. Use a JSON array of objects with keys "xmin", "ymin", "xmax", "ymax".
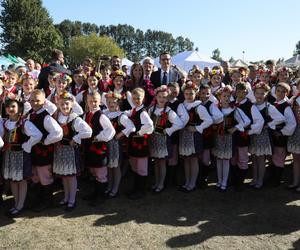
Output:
[{"xmin": 150, "ymin": 68, "xmax": 180, "ymax": 88}]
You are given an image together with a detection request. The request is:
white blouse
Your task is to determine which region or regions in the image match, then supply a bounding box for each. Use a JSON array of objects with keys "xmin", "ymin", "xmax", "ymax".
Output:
[
  {"xmin": 125, "ymin": 105, "xmax": 154, "ymax": 136},
  {"xmin": 148, "ymin": 105, "xmax": 183, "ymax": 136},
  {"xmin": 255, "ymin": 102, "xmax": 285, "ymax": 130},
  {"xmin": 202, "ymin": 99, "xmax": 224, "ymax": 124},
  {"xmin": 103, "ymin": 110, "xmax": 136, "ymax": 137},
  {"xmin": 221, "ymin": 107, "xmax": 251, "ymax": 132},
  {"xmin": 0, "ymin": 118, "xmax": 42, "ymax": 153},
  {"xmin": 57, "ymin": 112, "xmax": 92, "ymax": 144}
]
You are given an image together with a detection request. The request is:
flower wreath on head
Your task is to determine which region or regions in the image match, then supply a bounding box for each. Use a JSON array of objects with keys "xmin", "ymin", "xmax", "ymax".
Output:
[
  {"xmin": 277, "ymin": 66, "xmax": 291, "ymax": 74},
  {"xmin": 257, "ymin": 68, "xmax": 272, "ymax": 76},
  {"xmin": 154, "ymin": 85, "xmax": 170, "ymax": 96},
  {"xmin": 181, "ymin": 80, "xmax": 199, "ymax": 92},
  {"xmin": 89, "ymin": 71, "xmax": 102, "ymax": 80},
  {"xmin": 112, "ymin": 70, "xmax": 126, "ymax": 79},
  {"xmin": 253, "ymin": 82, "xmax": 270, "ymax": 92},
  {"xmin": 210, "ymin": 69, "xmax": 222, "ymax": 76},
  {"xmin": 59, "ymin": 90, "xmax": 74, "ymax": 102},
  {"xmin": 59, "ymin": 73, "xmax": 72, "ymax": 84},
  {"xmin": 104, "ymin": 91, "xmax": 122, "ymax": 100},
  {"xmin": 21, "ymin": 72, "xmax": 38, "ymax": 81}
]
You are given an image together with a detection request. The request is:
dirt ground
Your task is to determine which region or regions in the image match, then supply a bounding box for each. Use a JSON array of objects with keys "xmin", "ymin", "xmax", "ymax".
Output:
[{"xmin": 0, "ymin": 167, "xmax": 299, "ymax": 250}]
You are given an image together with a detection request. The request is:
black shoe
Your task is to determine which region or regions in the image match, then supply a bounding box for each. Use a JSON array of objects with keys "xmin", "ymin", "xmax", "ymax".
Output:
[
  {"xmin": 65, "ymin": 202, "xmax": 76, "ymax": 212},
  {"xmin": 7, "ymin": 207, "xmax": 24, "ymax": 218}
]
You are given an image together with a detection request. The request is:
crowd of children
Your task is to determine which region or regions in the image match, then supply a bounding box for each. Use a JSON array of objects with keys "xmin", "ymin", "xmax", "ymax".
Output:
[{"xmin": 0, "ymin": 56, "xmax": 300, "ymax": 217}]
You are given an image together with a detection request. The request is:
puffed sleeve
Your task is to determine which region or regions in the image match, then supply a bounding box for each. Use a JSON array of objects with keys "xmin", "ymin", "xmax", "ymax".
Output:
[
  {"xmin": 95, "ymin": 114, "xmax": 116, "ymax": 142},
  {"xmin": 72, "ymin": 99, "xmax": 84, "ymax": 116},
  {"xmin": 177, "ymin": 103, "xmax": 189, "ymax": 127},
  {"xmin": 126, "ymin": 91, "xmax": 135, "ymax": 108},
  {"xmin": 72, "ymin": 117, "xmax": 92, "ymax": 144},
  {"xmin": 137, "ymin": 111, "xmax": 154, "ymax": 136},
  {"xmin": 281, "ymin": 106, "xmax": 297, "ymax": 136},
  {"xmin": 0, "ymin": 136, "xmax": 3, "ymax": 148},
  {"xmin": 43, "ymin": 99, "xmax": 57, "ymax": 116},
  {"xmin": 165, "ymin": 109, "xmax": 184, "ymax": 136},
  {"xmin": 120, "ymin": 113, "xmax": 136, "ymax": 137},
  {"xmin": 247, "ymin": 105, "xmax": 264, "ymax": 135},
  {"xmin": 23, "ymin": 102, "xmax": 32, "ymax": 116},
  {"xmin": 22, "ymin": 120, "xmax": 43, "ymax": 153},
  {"xmin": 234, "ymin": 108, "xmax": 251, "ymax": 132},
  {"xmin": 267, "ymin": 104, "xmax": 285, "ymax": 130},
  {"xmin": 195, "ymin": 105, "xmax": 213, "ymax": 133},
  {"xmin": 101, "ymin": 92, "xmax": 108, "ymax": 108},
  {"xmin": 43, "ymin": 115, "xmax": 63, "ymax": 145},
  {"xmin": 75, "ymin": 91, "xmax": 84, "ymax": 104},
  {"xmin": 209, "ymin": 103, "xmax": 224, "ymax": 124}
]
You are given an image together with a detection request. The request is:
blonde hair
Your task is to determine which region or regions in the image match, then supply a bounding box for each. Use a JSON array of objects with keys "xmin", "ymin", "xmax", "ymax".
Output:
[
  {"xmin": 132, "ymin": 87, "xmax": 145, "ymax": 97},
  {"xmin": 276, "ymin": 82, "xmax": 291, "ymax": 94},
  {"xmin": 31, "ymin": 89, "xmax": 45, "ymax": 98}
]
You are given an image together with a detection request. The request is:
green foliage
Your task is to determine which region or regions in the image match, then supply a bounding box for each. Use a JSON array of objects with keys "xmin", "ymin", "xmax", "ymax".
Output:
[
  {"xmin": 67, "ymin": 33, "xmax": 124, "ymax": 64},
  {"xmin": 0, "ymin": 0, "xmax": 63, "ymax": 63},
  {"xmin": 56, "ymin": 21, "xmax": 194, "ymax": 61}
]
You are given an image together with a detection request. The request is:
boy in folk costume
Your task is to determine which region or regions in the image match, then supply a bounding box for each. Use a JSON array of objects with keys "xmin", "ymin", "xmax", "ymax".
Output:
[
  {"xmin": 83, "ymin": 92, "xmax": 115, "ymax": 205},
  {"xmin": 29, "ymin": 90, "xmax": 63, "ymax": 211},
  {"xmin": 126, "ymin": 88, "xmax": 154, "ymax": 200}
]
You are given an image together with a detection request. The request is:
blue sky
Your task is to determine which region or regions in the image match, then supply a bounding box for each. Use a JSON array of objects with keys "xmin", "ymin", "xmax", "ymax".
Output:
[{"xmin": 43, "ymin": 0, "xmax": 300, "ymax": 62}]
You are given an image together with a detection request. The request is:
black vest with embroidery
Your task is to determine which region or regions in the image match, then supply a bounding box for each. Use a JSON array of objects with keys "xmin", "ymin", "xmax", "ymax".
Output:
[
  {"xmin": 150, "ymin": 106, "xmax": 171, "ymax": 134},
  {"xmin": 29, "ymin": 110, "xmax": 50, "ymax": 141},
  {"xmin": 4, "ymin": 120, "xmax": 29, "ymax": 151},
  {"xmin": 60, "ymin": 119, "xmax": 77, "ymax": 145},
  {"xmin": 187, "ymin": 105, "xmax": 202, "ymax": 127},
  {"xmin": 271, "ymin": 101, "xmax": 289, "ymax": 147},
  {"xmin": 110, "ymin": 115, "xmax": 125, "ymax": 134}
]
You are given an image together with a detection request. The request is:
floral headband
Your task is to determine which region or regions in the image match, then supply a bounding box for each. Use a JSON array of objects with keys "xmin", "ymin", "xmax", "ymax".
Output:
[
  {"xmin": 181, "ymin": 81, "xmax": 199, "ymax": 92},
  {"xmin": 154, "ymin": 85, "xmax": 170, "ymax": 95},
  {"xmin": 104, "ymin": 91, "xmax": 122, "ymax": 100},
  {"xmin": 89, "ymin": 71, "xmax": 102, "ymax": 80},
  {"xmin": 59, "ymin": 91, "xmax": 74, "ymax": 102},
  {"xmin": 210, "ymin": 69, "xmax": 222, "ymax": 76},
  {"xmin": 112, "ymin": 70, "xmax": 126, "ymax": 79},
  {"xmin": 257, "ymin": 69, "xmax": 272, "ymax": 75},
  {"xmin": 277, "ymin": 66, "xmax": 291, "ymax": 74},
  {"xmin": 59, "ymin": 73, "xmax": 72, "ymax": 84},
  {"xmin": 21, "ymin": 72, "xmax": 38, "ymax": 82}
]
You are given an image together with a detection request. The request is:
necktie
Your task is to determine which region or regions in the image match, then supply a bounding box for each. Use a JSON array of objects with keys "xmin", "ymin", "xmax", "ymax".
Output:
[{"xmin": 162, "ymin": 71, "xmax": 167, "ymax": 84}]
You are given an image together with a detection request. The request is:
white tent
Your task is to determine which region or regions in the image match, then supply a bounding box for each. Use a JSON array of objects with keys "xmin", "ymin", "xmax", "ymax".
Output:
[
  {"xmin": 231, "ymin": 59, "xmax": 249, "ymax": 68},
  {"xmin": 170, "ymin": 51, "xmax": 220, "ymax": 72},
  {"xmin": 283, "ymin": 55, "xmax": 300, "ymax": 67}
]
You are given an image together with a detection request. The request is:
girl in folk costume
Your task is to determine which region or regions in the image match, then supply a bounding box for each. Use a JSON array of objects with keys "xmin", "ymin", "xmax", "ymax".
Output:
[
  {"xmin": 20, "ymin": 74, "xmax": 57, "ymax": 116},
  {"xmin": 198, "ymin": 84, "xmax": 223, "ymax": 186},
  {"xmin": 53, "ymin": 91, "xmax": 92, "ymax": 211},
  {"xmin": 178, "ymin": 81, "xmax": 213, "ymax": 192},
  {"xmin": 1, "ymin": 98, "xmax": 42, "ymax": 216},
  {"xmin": 102, "ymin": 70, "xmax": 133, "ymax": 111},
  {"xmin": 103, "ymin": 92, "xmax": 135, "ymax": 198},
  {"xmin": 190, "ymin": 68, "xmax": 204, "ymax": 87},
  {"xmin": 209, "ymin": 68, "xmax": 225, "ymax": 96},
  {"xmin": 76, "ymin": 72, "xmax": 101, "ymax": 112},
  {"xmin": 213, "ymin": 86, "xmax": 250, "ymax": 191},
  {"xmin": 232, "ymin": 83, "xmax": 264, "ymax": 191},
  {"xmin": 70, "ymin": 68, "xmax": 88, "ymax": 97},
  {"xmin": 0, "ymin": 135, "xmax": 3, "ymax": 205},
  {"xmin": 83, "ymin": 92, "xmax": 115, "ymax": 205},
  {"xmin": 270, "ymin": 82, "xmax": 296, "ymax": 186},
  {"xmin": 47, "ymin": 73, "xmax": 83, "ymax": 116},
  {"xmin": 167, "ymin": 82, "xmax": 188, "ymax": 185},
  {"xmin": 0, "ymin": 70, "xmax": 22, "ymax": 118},
  {"xmin": 249, "ymin": 83, "xmax": 285, "ymax": 189},
  {"xmin": 126, "ymin": 88, "xmax": 154, "ymax": 200},
  {"xmin": 287, "ymin": 79, "xmax": 300, "ymax": 191},
  {"xmin": 28, "ymin": 90, "xmax": 63, "ymax": 211},
  {"xmin": 148, "ymin": 85, "xmax": 183, "ymax": 193}
]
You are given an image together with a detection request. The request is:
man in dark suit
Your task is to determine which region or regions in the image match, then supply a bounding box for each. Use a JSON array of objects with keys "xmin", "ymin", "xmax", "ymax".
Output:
[
  {"xmin": 38, "ymin": 49, "xmax": 71, "ymax": 91},
  {"xmin": 150, "ymin": 52, "xmax": 180, "ymax": 88}
]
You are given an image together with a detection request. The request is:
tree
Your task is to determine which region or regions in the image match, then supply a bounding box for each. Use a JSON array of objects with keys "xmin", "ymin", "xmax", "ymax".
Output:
[
  {"xmin": 293, "ymin": 41, "xmax": 300, "ymax": 56},
  {"xmin": 211, "ymin": 48, "xmax": 222, "ymax": 61},
  {"xmin": 0, "ymin": 0, "xmax": 63, "ymax": 62},
  {"xmin": 228, "ymin": 57, "xmax": 235, "ymax": 63},
  {"xmin": 67, "ymin": 33, "xmax": 125, "ymax": 64}
]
